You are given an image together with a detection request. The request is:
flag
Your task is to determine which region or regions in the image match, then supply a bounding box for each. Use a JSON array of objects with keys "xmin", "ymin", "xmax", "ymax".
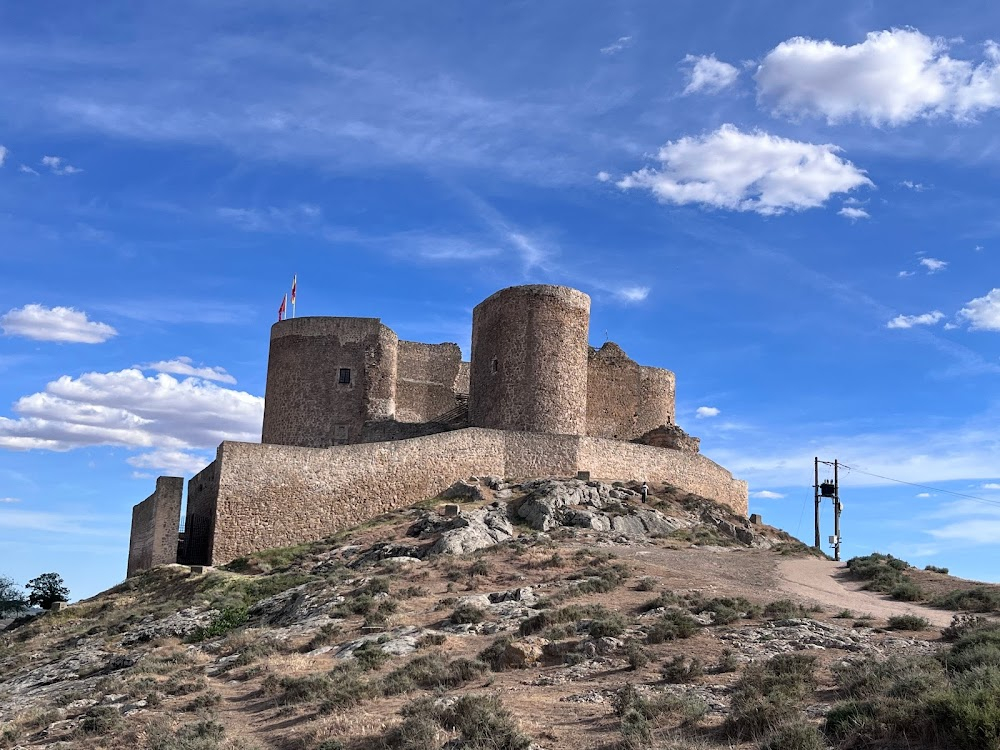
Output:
[
  {"xmin": 290, "ymin": 275, "xmax": 297, "ymax": 306},
  {"xmin": 278, "ymin": 294, "xmax": 287, "ymax": 322}
]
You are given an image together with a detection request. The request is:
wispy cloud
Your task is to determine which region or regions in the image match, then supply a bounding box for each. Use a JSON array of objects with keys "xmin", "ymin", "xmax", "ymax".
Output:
[
  {"xmin": 696, "ymin": 406, "xmax": 721, "ymax": 418},
  {"xmin": 615, "ymin": 286, "xmax": 649, "ymax": 303},
  {"xmin": 919, "ymin": 257, "xmax": 948, "ymax": 273},
  {"xmin": 142, "ymin": 357, "xmax": 237, "ymax": 384},
  {"xmin": 839, "ymin": 206, "xmax": 870, "ymax": 220},
  {"xmin": 600, "ymin": 36, "xmax": 633, "ymax": 55},
  {"xmin": 886, "ymin": 310, "xmax": 945, "ymax": 329},
  {"xmin": 0, "ymin": 145, "xmax": 7, "ymax": 166},
  {"xmin": 0, "ymin": 508, "xmax": 123, "ymax": 537},
  {"xmin": 751, "ymin": 490, "xmax": 785, "ymax": 499},
  {"xmin": 41, "ymin": 155, "xmax": 83, "ymax": 175},
  {"xmin": 0, "ymin": 497, "xmax": 21, "ymax": 503}
]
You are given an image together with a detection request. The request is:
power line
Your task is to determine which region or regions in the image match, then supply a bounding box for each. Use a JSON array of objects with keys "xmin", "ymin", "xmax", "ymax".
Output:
[{"xmin": 837, "ymin": 463, "xmax": 1000, "ymax": 508}]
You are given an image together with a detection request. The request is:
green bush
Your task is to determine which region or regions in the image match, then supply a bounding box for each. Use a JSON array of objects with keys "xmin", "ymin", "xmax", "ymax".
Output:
[
  {"xmin": 588, "ymin": 614, "xmax": 627, "ymax": 638},
  {"xmin": 441, "ymin": 695, "xmax": 532, "ymax": 750},
  {"xmin": 925, "ymin": 565, "xmax": 950, "ymax": 574},
  {"xmin": 519, "ymin": 604, "xmax": 610, "ymax": 636},
  {"xmin": 727, "ymin": 654, "xmax": 817, "ymax": 740},
  {"xmin": 380, "ymin": 653, "xmax": 487, "ymax": 695},
  {"xmin": 352, "ymin": 640, "xmax": 389, "ymax": 671},
  {"xmin": 187, "ymin": 605, "xmax": 249, "ymax": 642},
  {"xmin": 450, "ymin": 603, "xmax": 486, "ymax": 625},
  {"xmin": 763, "ymin": 599, "xmax": 810, "ymax": 619},
  {"xmin": 886, "ymin": 614, "xmax": 930, "ymax": 631},
  {"xmin": 944, "ymin": 614, "xmax": 991, "ymax": 641},
  {"xmin": 78, "ymin": 706, "xmax": 124, "ymax": 735},
  {"xmin": 478, "ymin": 636, "xmax": 513, "ymax": 671},
  {"xmin": 933, "ymin": 587, "xmax": 1000, "ymax": 613},
  {"xmin": 890, "ymin": 580, "xmax": 925, "ymax": 602},
  {"xmin": 759, "ymin": 720, "xmax": 827, "ymax": 750},
  {"xmin": 645, "ymin": 609, "xmax": 699, "ymax": 643},
  {"xmin": 625, "ymin": 640, "xmax": 649, "ymax": 671},
  {"xmin": 660, "ymin": 654, "xmax": 703, "ymax": 683}
]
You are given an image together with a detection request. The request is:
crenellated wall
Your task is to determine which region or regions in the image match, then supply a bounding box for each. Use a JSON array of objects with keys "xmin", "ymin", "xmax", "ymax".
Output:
[
  {"xmin": 586, "ymin": 342, "xmax": 676, "ymax": 440},
  {"xmin": 395, "ymin": 341, "xmax": 465, "ymax": 423},
  {"xmin": 127, "ymin": 476, "xmax": 184, "ymax": 577}
]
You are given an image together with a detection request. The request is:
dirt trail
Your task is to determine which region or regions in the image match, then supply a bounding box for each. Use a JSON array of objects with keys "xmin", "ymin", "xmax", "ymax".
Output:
[{"xmin": 777, "ymin": 557, "xmax": 953, "ymax": 627}]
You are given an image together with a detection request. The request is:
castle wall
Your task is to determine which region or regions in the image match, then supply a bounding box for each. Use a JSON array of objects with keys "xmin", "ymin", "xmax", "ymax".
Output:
[
  {"xmin": 586, "ymin": 343, "xmax": 676, "ymax": 440},
  {"xmin": 469, "ymin": 285, "xmax": 590, "ymax": 435},
  {"xmin": 181, "ymin": 459, "xmax": 220, "ymax": 566},
  {"xmin": 261, "ymin": 317, "xmax": 398, "ymax": 447},
  {"xmin": 126, "ymin": 476, "xmax": 183, "ymax": 577},
  {"xmin": 200, "ymin": 428, "xmax": 747, "ymax": 565},
  {"xmin": 395, "ymin": 341, "xmax": 464, "ymax": 422},
  {"xmin": 577, "ymin": 438, "xmax": 748, "ymax": 516}
]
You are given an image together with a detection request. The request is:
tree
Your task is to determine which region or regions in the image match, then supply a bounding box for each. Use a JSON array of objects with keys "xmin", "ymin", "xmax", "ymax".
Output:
[
  {"xmin": 0, "ymin": 575, "xmax": 27, "ymax": 617},
  {"xmin": 26, "ymin": 573, "xmax": 69, "ymax": 610}
]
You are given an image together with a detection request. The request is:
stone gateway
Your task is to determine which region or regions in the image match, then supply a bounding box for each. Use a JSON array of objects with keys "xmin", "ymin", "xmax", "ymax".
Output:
[{"xmin": 127, "ymin": 284, "xmax": 748, "ymax": 573}]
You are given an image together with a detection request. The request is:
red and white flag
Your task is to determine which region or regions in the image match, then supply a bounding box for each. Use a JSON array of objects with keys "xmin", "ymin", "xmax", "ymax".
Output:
[
  {"xmin": 278, "ymin": 294, "xmax": 287, "ymax": 322},
  {"xmin": 290, "ymin": 275, "xmax": 297, "ymax": 306}
]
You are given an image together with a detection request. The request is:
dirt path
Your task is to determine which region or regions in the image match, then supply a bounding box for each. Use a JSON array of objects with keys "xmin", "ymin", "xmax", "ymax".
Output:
[{"xmin": 777, "ymin": 557, "xmax": 954, "ymax": 628}]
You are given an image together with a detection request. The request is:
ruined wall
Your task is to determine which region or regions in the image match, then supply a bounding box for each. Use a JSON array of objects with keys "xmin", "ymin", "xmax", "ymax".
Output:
[
  {"xmin": 456, "ymin": 362, "xmax": 471, "ymax": 396},
  {"xmin": 469, "ymin": 285, "xmax": 590, "ymax": 435},
  {"xmin": 261, "ymin": 317, "xmax": 398, "ymax": 447},
  {"xmin": 181, "ymin": 460, "xmax": 220, "ymax": 566},
  {"xmin": 127, "ymin": 476, "xmax": 184, "ymax": 577},
  {"xmin": 586, "ymin": 343, "xmax": 676, "ymax": 441},
  {"xmin": 578, "ymin": 438, "xmax": 748, "ymax": 516},
  {"xmin": 200, "ymin": 428, "xmax": 747, "ymax": 565},
  {"xmin": 395, "ymin": 341, "xmax": 464, "ymax": 422}
]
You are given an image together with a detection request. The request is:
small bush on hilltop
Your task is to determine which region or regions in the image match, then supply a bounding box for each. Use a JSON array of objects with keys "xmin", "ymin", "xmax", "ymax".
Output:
[
  {"xmin": 645, "ymin": 609, "xmax": 699, "ymax": 644},
  {"xmin": 886, "ymin": 614, "xmax": 930, "ymax": 631},
  {"xmin": 845, "ymin": 553, "xmax": 928, "ymax": 602},
  {"xmin": 932, "ymin": 587, "xmax": 1000, "ymax": 613},
  {"xmin": 726, "ymin": 653, "xmax": 818, "ymax": 740},
  {"xmin": 943, "ymin": 614, "xmax": 991, "ymax": 641},
  {"xmin": 763, "ymin": 599, "xmax": 811, "ymax": 619},
  {"xmin": 925, "ymin": 565, "xmax": 950, "ymax": 574}
]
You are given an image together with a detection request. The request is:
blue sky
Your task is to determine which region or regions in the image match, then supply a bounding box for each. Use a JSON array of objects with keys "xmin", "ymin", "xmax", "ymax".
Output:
[{"xmin": 2, "ymin": 1, "xmax": 1000, "ymax": 599}]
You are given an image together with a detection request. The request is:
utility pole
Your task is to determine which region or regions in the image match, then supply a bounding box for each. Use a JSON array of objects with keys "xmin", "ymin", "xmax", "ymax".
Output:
[
  {"xmin": 813, "ymin": 457, "xmax": 821, "ymax": 550},
  {"xmin": 814, "ymin": 458, "xmax": 843, "ymax": 561}
]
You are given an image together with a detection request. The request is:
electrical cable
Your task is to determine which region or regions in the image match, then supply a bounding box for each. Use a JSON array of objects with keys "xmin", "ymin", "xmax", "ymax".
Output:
[{"xmin": 833, "ymin": 462, "xmax": 1000, "ymax": 508}]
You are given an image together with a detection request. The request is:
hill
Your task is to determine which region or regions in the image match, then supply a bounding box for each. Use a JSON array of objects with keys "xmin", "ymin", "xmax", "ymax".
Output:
[{"xmin": 2, "ymin": 477, "xmax": 999, "ymax": 750}]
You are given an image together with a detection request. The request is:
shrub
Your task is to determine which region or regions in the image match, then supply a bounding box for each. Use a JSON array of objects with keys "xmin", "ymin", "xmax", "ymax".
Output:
[
  {"xmin": 381, "ymin": 653, "xmax": 487, "ymax": 695},
  {"xmin": 925, "ymin": 565, "xmax": 950, "ymax": 574},
  {"xmin": 441, "ymin": 695, "xmax": 532, "ymax": 750},
  {"xmin": 625, "ymin": 640, "xmax": 649, "ymax": 671},
  {"xmin": 265, "ymin": 665, "xmax": 371, "ymax": 709},
  {"xmin": 645, "ymin": 609, "xmax": 699, "ymax": 644},
  {"xmin": 763, "ymin": 599, "xmax": 810, "ymax": 620},
  {"xmin": 759, "ymin": 720, "xmax": 827, "ymax": 750},
  {"xmin": 451, "ymin": 603, "xmax": 486, "ymax": 625},
  {"xmin": 834, "ymin": 609, "xmax": 854, "ymax": 619},
  {"xmin": 519, "ymin": 604, "xmax": 610, "ymax": 636},
  {"xmin": 638, "ymin": 591, "xmax": 682, "ymax": 613},
  {"xmin": 78, "ymin": 706, "xmax": 124, "ymax": 735},
  {"xmin": 890, "ymin": 580, "xmax": 925, "ymax": 602},
  {"xmin": 716, "ymin": 648, "xmax": 739, "ymax": 673},
  {"xmin": 184, "ymin": 690, "xmax": 222, "ymax": 711},
  {"xmin": 588, "ymin": 614, "xmax": 627, "ymax": 638},
  {"xmin": 932, "ymin": 587, "xmax": 1000, "ymax": 613},
  {"xmin": 635, "ymin": 577, "xmax": 656, "ymax": 592},
  {"xmin": 353, "ymin": 641, "xmax": 389, "ymax": 671},
  {"xmin": 479, "ymin": 636, "xmax": 513, "ymax": 671},
  {"xmin": 416, "ymin": 632, "xmax": 447, "ymax": 649},
  {"xmin": 187, "ymin": 605, "xmax": 249, "ymax": 642},
  {"xmin": 660, "ymin": 654, "xmax": 703, "ymax": 683},
  {"xmin": 944, "ymin": 614, "xmax": 991, "ymax": 641},
  {"xmin": 886, "ymin": 614, "xmax": 930, "ymax": 631},
  {"xmin": 727, "ymin": 654, "xmax": 817, "ymax": 739},
  {"xmin": 469, "ymin": 559, "xmax": 489, "ymax": 577}
]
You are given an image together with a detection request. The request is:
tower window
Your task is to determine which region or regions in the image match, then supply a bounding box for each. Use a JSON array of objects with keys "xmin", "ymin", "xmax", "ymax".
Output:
[
  {"xmin": 490, "ymin": 358, "xmax": 498, "ymax": 374},
  {"xmin": 338, "ymin": 368, "xmax": 352, "ymax": 385}
]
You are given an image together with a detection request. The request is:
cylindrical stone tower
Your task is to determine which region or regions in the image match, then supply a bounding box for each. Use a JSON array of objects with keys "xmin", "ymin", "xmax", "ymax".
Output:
[
  {"xmin": 469, "ymin": 284, "xmax": 590, "ymax": 435},
  {"xmin": 261, "ymin": 317, "xmax": 398, "ymax": 448}
]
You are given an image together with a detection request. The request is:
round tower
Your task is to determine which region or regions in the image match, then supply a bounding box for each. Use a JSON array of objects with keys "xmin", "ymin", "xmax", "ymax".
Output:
[
  {"xmin": 469, "ymin": 284, "xmax": 590, "ymax": 435},
  {"xmin": 261, "ymin": 317, "xmax": 398, "ymax": 448}
]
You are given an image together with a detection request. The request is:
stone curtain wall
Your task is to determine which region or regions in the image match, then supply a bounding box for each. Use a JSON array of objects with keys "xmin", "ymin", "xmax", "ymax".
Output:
[
  {"xmin": 469, "ymin": 285, "xmax": 591, "ymax": 435},
  {"xmin": 201, "ymin": 428, "xmax": 748, "ymax": 565},
  {"xmin": 261, "ymin": 317, "xmax": 398, "ymax": 447},
  {"xmin": 586, "ymin": 343, "xmax": 676, "ymax": 440},
  {"xmin": 181, "ymin": 460, "xmax": 220, "ymax": 566},
  {"xmin": 127, "ymin": 476, "xmax": 184, "ymax": 577},
  {"xmin": 395, "ymin": 341, "xmax": 464, "ymax": 422}
]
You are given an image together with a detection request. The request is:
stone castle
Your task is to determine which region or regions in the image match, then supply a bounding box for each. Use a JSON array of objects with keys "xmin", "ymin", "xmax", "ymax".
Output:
[{"xmin": 127, "ymin": 284, "xmax": 748, "ymax": 576}]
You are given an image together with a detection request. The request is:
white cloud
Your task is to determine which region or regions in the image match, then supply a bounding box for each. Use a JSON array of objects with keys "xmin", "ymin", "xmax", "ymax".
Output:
[
  {"xmin": 958, "ymin": 289, "xmax": 1000, "ymax": 331},
  {"xmin": 886, "ymin": 310, "xmax": 945, "ymax": 329},
  {"xmin": 41, "ymin": 155, "xmax": 82, "ymax": 175},
  {"xmin": 616, "ymin": 286, "xmax": 649, "ymax": 303},
  {"xmin": 126, "ymin": 449, "xmax": 211, "ymax": 476},
  {"xmin": 0, "ymin": 508, "xmax": 122, "ymax": 537},
  {"xmin": 696, "ymin": 406, "xmax": 721, "ymax": 418},
  {"xmin": 0, "ymin": 304, "xmax": 117, "ymax": 344},
  {"xmin": 900, "ymin": 180, "xmax": 927, "ymax": 191},
  {"xmin": 756, "ymin": 28, "xmax": 1000, "ymax": 125},
  {"xmin": 0, "ymin": 145, "xmax": 7, "ymax": 166},
  {"xmin": 601, "ymin": 36, "xmax": 633, "ymax": 55},
  {"xmin": 0, "ymin": 368, "xmax": 263, "ymax": 473},
  {"xmin": 682, "ymin": 54, "xmax": 740, "ymax": 95},
  {"xmin": 751, "ymin": 490, "xmax": 785, "ymax": 499},
  {"xmin": 217, "ymin": 204, "xmax": 322, "ymax": 233},
  {"xmin": 596, "ymin": 171, "xmax": 612, "ymax": 182},
  {"xmin": 19, "ymin": 164, "xmax": 38, "ymax": 175},
  {"xmin": 919, "ymin": 257, "xmax": 948, "ymax": 273},
  {"xmin": 929, "ymin": 520, "xmax": 1000, "ymax": 544},
  {"xmin": 975, "ymin": 245, "xmax": 985, "ymax": 252},
  {"xmin": 839, "ymin": 206, "xmax": 870, "ymax": 220},
  {"xmin": 143, "ymin": 357, "xmax": 237, "ymax": 384},
  {"xmin": 898, "ymin": 270, "xmax": 915, "ymax": 278},
  {"xmin": 616, "ymin": 125, "xmax": 871, "ymax": 216},
  {"xmin": 916, "ymin": 492, "xmax": 932, "ymax": 498},
  {"xmin": 0, "ymin": 497, "xmax": 20, "ymax": 503},
  {"xmin": 982, "ymin": 483, "xmax": 1000, "ymax": 490}
]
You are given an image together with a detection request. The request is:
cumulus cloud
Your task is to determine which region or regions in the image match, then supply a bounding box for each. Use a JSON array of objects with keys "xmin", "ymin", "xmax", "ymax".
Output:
[
  {"xmin": 920, "ymin": 257, "xmax": 948, "ymax": 273},
  {"xmin": 143, "ymin": 357, "xmax": 237, "ymax": 384},
  {"xmin": 616, "ymin": 286, "xmax": 649, "ymax": 303},
  {"xmin": 886, "ymin": 311, "xmax": 945, "ymax": 329},
  {"xmin": 681, "ymin": 54, "xmax": 740, "ymax": 95},
  {"xmin": 958, "ymin": 289, "xmax": 1000, "ymax": 331},
  {"xmin": 839, "ymin": 206, "xmax": 870, "ymax": 220},
  {"xmin": 0, "ymin": 145, "xmax": 7, "ymax": 166},
  {"xmin": 596, "ymin": 171, "xmax": 612, "ymax": 182},
  {"xmin": 751, "ymin": 490, "xmax": 785, "ymax": 499},
  {"xmin": 0, "ymin": 368, "xmax": 263, "ymax": 474},
  {"xmin": 126, "ymin": 449, "xmax": 211, "ymax": 476},
  {"xmin": 616, "ymin": 125, "xmax": 871, "ymax": 215},
  {"xmin": 696, "ymin": 406, "xmax": 721, "ymax": 418},
  {"xmin": 601, "ymin": 36, "xmax": 633, "ymax": 55},
  {"xmin": 0, "ymin": 304, "xmax": 117, "ymax": 344},
  {"xmin": 41, "ymin": 155, "xmax": 82, "ymax": 175},
  {"xmin": 756, "ymin": 28, "xmax": 1000, "ymax": 125}
]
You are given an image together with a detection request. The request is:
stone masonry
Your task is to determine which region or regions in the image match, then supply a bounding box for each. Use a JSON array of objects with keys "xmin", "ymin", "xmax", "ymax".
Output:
[{"xmin": 128, "ymin": 284, "xmax": 750, "ymax": 574}]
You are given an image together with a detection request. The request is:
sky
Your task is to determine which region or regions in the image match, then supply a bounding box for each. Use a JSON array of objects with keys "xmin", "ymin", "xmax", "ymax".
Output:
[{"xmin": 2, "ymin": 1, "xmax": 1000, "ymax": 599}]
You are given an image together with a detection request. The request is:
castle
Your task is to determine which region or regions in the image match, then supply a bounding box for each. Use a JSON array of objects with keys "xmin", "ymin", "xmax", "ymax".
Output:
[{"xmin": 127, "ymin": 285, "xmax": 748, "ymax": 576}]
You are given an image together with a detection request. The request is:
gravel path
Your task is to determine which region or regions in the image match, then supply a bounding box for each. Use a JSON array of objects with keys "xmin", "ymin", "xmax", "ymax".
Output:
[{"xmin": 777, "ymin": 557, "xmax": 954, "ymax": 627}]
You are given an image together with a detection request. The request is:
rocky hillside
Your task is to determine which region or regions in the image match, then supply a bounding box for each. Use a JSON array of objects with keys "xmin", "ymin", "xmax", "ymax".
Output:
[{"xmin": 1, "ymin": 477, "xmax": 998, "ymax": 750}]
